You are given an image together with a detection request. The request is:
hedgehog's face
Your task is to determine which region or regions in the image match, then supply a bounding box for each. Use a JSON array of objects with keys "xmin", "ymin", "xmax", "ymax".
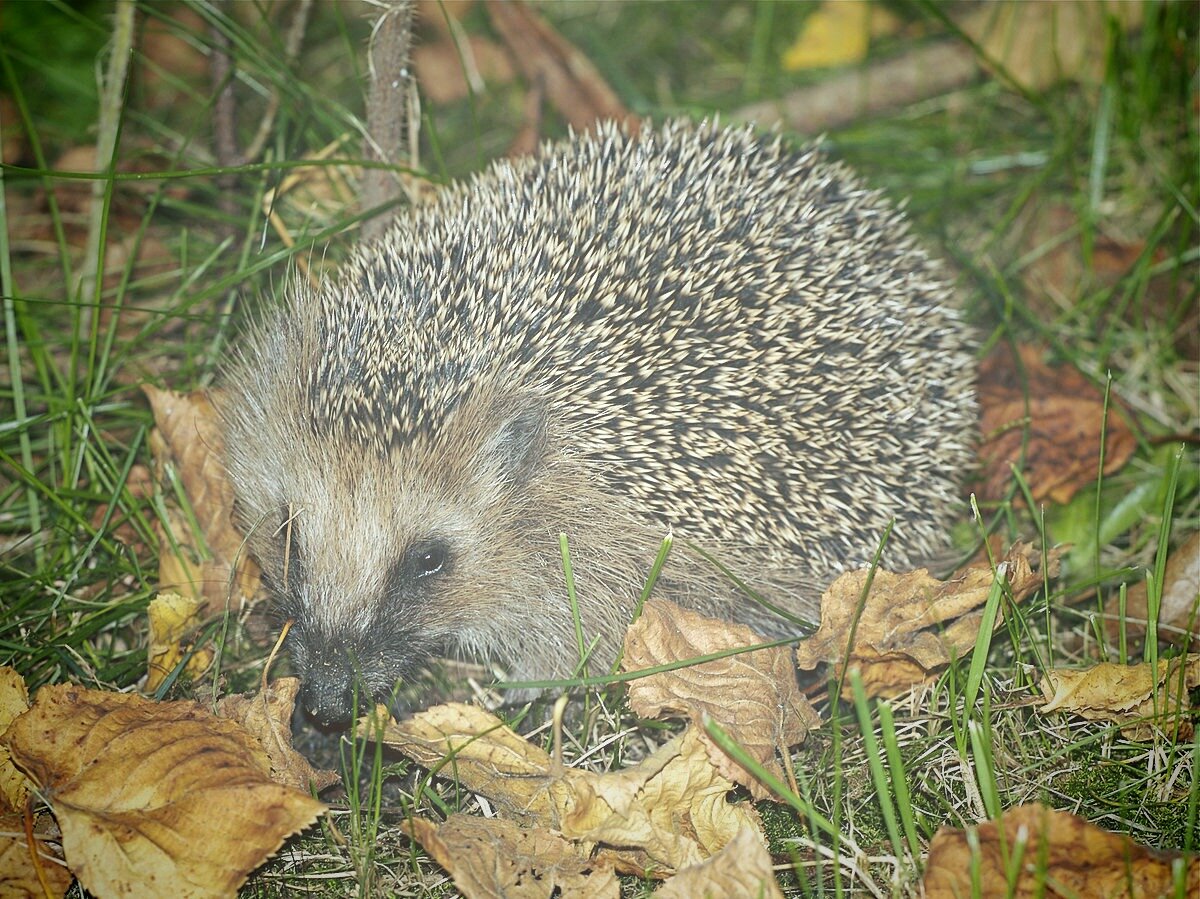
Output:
[{"xmin": 227, "ymin": 390, "xmax": 573, "ymax": 727}]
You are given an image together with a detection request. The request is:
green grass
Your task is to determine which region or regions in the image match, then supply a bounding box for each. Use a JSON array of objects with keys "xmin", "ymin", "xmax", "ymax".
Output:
[{"xmin": 2, "ymin": 1, "xmax": 1197, "ymax": 896}]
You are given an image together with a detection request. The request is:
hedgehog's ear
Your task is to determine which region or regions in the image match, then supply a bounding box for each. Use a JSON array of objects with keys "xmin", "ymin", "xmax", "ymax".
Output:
[{"xmin": 475, "ymin": 402, "xmax": 549, "ymax": 487}]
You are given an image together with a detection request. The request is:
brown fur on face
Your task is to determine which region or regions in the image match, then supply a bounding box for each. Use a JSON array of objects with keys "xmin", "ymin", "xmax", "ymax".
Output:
[{"xmin": 223, "ymin": 380, "xmax": 768, "ymax": 723}]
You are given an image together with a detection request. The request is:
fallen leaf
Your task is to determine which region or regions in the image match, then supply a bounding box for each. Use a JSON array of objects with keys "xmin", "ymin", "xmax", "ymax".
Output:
[
  {"xmin": 622, "ymin": 599, "xmax": 820, "ymax": 799},
  {"xmin": 154, "ymin": 505, "xmax": 208, "ymax": 602},
  {"xmin": 1106, "ymin": 532, "xmax": 1200, "ymax": 643},
  {"xmin": 145, "ymin": 385, "xmax": 261, "ymax": 615},
  {"xmin": 960, "ymin": 1, "xmax": 1145, "ymax": 92},
  {"xmin": 925, "ymin": 803, "xmax": 1197, "ymax": 898},
  {"xmin": 0, "ymin": 810, "xmax": 74, "ymax": 899},
  {"xmin": 977, "ymin": 344, "xmax": 1136, "ymax": 505},
  {"xmin": 1017, "ymin": 203, "xmax": 1152, "ymax": 310},
  {"xmin": 146, "ymin": 591, "xmax": 214, "ymax": 692},
  {"xmin": 217, "ymin": 677, "xmax": 339, "ymax": 793},
  {"xmin": 136, "ymin": 3, "xmax": 208, "ymax": 107},
  {"xmin": 654, "ymin": 825, "xmax": 785, "ymax": 899},
  {"xmin": 486, "ymin": 1, "xmax": 634, "ymax": 136},
  {"xmin": 1039, "ymin": 655, "xmax": 1199, "ymax": 741},
  {"xmin": 416, "ymin": 0, "xmax": 476, "ymax": 36},
  {"xmin": 796, "ymin": 543, "xmax": 1058, "ymax": 698},
  {"xmin": 783, "ymin": 1, "xmax": 871, "ymax": 71},
  {"xmin": 366, "ymin": 701, "xmax": 559, "ymax": 823},
  {"xmin": 0, "ymin": 668, "xmax": 71, "ymax": 898},
  {"xmin": 0, "ymin": 666, "xmax": 31, "ymax": 811},
  {"xmin": 413, "ymin": 34, "xmax": 514, "ymax": 105},
  {"xmin": 561, "ymin": 726, "xmax": 767, "ymax": 875},
  {"xmin": 2, "ymin": 684, "xmax": 325, "ymax": 899},
  {"xmin": 365, "ymin": 704, "xmax": 767, "ymax": 877},
  {"xmin": 404, "ymin": 814, "xmax": 619, "ymax": 899},
  {"xmin": 0, "ymin": 95, "xmax": 26, "ymax": 165}
]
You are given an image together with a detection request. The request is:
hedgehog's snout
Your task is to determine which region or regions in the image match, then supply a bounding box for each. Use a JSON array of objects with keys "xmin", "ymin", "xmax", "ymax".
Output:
[
  {"xmin": 299, "ymin": 647, "xmax": 366, "ymax": 728},
  {"xmin": 289, "ymin": 611, "xmax": 430, "ymax": 727},
  {"xmin": 298, "ymin": 662, "xmax": 355, "ymax": 724},
  {"xmin": 292, "ymin": 627, "xmax": 390, "ymax": 728}
]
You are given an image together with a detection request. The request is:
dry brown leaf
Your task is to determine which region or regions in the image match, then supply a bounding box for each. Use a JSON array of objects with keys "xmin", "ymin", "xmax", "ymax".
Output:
[
  {"xmin": 1106, "ymin": 532, "xmax": 1200, "ymax": 643},
  {"xmin": 416, "ymin": 0, "xmax": 475, "ymax": 36},
  {"xmin": 136, "ymin": 4, "xmax": 208, "ymax": 87},
  {"xmin": 0, "ymin": 666, "xmax": 31, "ymax": 812},
  {"xmin": 366, "ymin": 701, "xmax": 559, "ymax": 823},
  {"xmin": 0, "ymin": 669, "xmax": 70, "ymax": 898},
  {"xmin": 366, "ymin": 704, "xmax": 766, "ymax": 877},
  {"xmin": 404, "ymin": 814, "xmax": 619, "ymax": 899},
  {"xmin": 145, "ymin": 385, "xmax": 261, "ymax": 615},
  {"xmin": 796, "ymin": 543, "xmax": 1056, "ymax": 698},
  {"xmin": 655, "ymin": 825, "xmax": 785, "ymax": 899},
  {"xmin": 572, "ymin": 726, "xmax": 768, "ymax": 876},
  {"xmin": 413, "ymin": 34, "xmax": 515, "ymax": 105},
  {"xmin": 146, "ymin": 591, "xmax": 215, "ymax": 692},
  {"xmin": 1017, "ymin": 203, "xmax": 1154, "ymax": 312},
  {"xmin": 925, "ymin": 803, "xmax": 1197, "ymax": 898},
  {"xmin": 622, "ymin": 599, "xmax": 820, "ymax": 799},
  {"xmin": 217, "ymin": 677, "xmax": 339, "ymax": 793},
  {"xmin": 1039, "ymin": 655, "xmax": 1200, "ymax": 741},
  {"xmin": 1, "ymin": 95, "xmax": 27, "ymax": 165},
  {"xmin": 961, "ymin": 1, "xmax": 1145, "ymax": 92},
  {"xmin": 486, "ymin": 1, "xmax": 634, "ymax": 136},
  {"xmin": 977, "ymin": 344, "xmax": 1136, "ymax": 505},
  {"xmin": 2, "ymin": 684, "xmax": 325, "ymax": 899},
  {"xmin": 0, "ymin": 811, "xmax": 74, "ymax": 899}
]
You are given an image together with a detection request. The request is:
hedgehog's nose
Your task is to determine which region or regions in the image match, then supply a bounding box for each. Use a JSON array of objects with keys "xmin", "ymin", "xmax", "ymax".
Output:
[{"xmin": 300, "ymin": 658, "xmax": 362, "ymax": 728}]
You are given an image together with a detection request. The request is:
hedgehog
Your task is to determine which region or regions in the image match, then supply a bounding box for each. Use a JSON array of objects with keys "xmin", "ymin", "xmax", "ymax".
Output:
[{"xmin": 222, "ymin": 120, "xmax": 976, "ymax": 726}]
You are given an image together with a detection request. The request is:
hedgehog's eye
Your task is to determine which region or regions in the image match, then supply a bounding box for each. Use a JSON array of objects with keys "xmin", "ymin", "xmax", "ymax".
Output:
[{"xmin": 410, "ymin": 540, "xmax": 448, "ymax": 579}]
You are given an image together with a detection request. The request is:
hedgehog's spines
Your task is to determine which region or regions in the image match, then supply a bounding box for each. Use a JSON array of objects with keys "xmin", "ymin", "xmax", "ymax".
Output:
[{"xmin": 221, "ymin": 119, "xmax": 977, "ymax": 723}]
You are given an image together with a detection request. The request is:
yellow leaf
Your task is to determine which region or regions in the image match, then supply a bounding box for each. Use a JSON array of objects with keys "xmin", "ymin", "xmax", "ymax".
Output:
[
  {"xmin": 797, "ymin": 543, "xmax": 1059, "ymax": 698},
  {"xmin": 783, "ymin": 1, "xmax": 870, "ymax": 72},
  {"xmin": 1039, "ymin": 655, "xmax": 1200, "ymax": 741},
  {"xmin": 0, "ymin": 810, "xmax": 74, "ymax": 899},
  {"xmin": 216, "ymin": 678, "xmax": 339, "ymax": 793},
  {"xmin": 364, "ymin": 704, "xmax": 772, "ymax": 879},
  {"xmin": 146, "ymin": 591, "xmax": 213, "ymax": 692},
  {"xmin": 145, "ymin": 385, "xmax": 261, "ymax": 615},
  {"xmin": 0, "ymin": 666, "xmax": 31, "ymax": 812},
  {"xmin": 622, "ymin": 599, "xmax": 820, "ymax": 799},
  {"xmin": 655, "ymin": 826, "xmax": 785, "ymax": 899},
  {"xmin": 3, "ymin": 684, "xmax": 325, "ymax": 899}
]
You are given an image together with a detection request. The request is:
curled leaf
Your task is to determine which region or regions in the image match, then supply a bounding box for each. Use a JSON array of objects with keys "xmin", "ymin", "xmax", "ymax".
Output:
[
  {"xmin": 145, "ymin": 385, "xmax": 261, "ymax": 614},
  {"xmin": 3, "ymin": 684, "xmax": 325, "ymax": 899},
  {"xmin": 365, "ymin": 704, "xmax": 769, "ymax": 878},
  {"xmin": 216, "ymin": 677, "xmax": 339, "ymax": 792},
  {"xmin": 622, "ymin": 598, "xmax": 819, "ymax": 799},
  {"xmin": 404, "ymin": 814, "xmax": 619, "ymax": 899},
  {"xmin": 797, "ymin": 543, "xmax": 1057, "ymax": 697},
  {"xmin": 925, "ymin": 803, "xmax": 1197, "ymax": 898},
  {"xmin": 655, "ymin": 825, "xmax": 785, "ymax": 899},
  {"xmin": 1039, "ymin": 655, "xmax": 1200, "ymax": 741},
  {"xmin": 146, "ymin": 591, "xmax": 214, "ymax": 691}
]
